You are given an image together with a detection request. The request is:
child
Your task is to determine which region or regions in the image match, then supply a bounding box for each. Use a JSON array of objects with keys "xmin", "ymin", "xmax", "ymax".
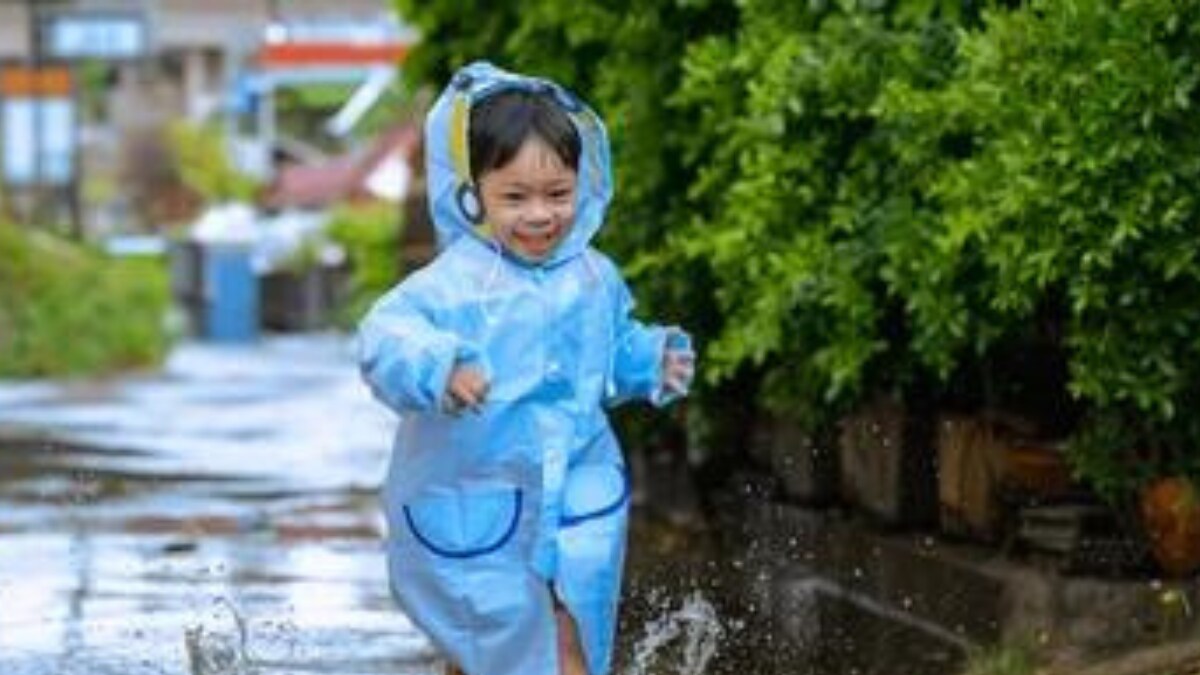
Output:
[{"xmin": 357, "ymin": 61, "xmax": 694, "ymax": 675}]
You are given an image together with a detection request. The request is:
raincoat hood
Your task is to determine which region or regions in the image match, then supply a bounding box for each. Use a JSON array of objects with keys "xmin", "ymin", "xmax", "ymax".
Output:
[{"xmin": 424, "ymin": 61, "xmax": 614, "ymax": 266}]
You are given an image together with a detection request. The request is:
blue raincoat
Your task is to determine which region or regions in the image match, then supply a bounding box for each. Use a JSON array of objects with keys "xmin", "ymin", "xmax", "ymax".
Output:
[{"xmin": 357, "ymin": 62, "xmax": 692, "ymax": 675}]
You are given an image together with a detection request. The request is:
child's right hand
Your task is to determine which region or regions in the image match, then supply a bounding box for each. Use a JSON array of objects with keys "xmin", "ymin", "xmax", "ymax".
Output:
[{"xmin": 445, "ymin": 364, "xmax": 490, "ymax": 414}]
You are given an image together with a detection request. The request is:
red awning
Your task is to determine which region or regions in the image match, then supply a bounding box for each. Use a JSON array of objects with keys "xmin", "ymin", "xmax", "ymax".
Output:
[{"xmin": 258, "ymin": 42, "xmax": 408, "ymax": 68}]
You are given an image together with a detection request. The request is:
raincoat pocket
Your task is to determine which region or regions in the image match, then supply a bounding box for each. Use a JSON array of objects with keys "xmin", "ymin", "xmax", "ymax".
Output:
[
  {"xmin": 403, "ymin": 486, "xmax": 523, "ymax": 558},
  {"xmin": 561, "ymin": 464, "xmax": 629, "ymax": 527}
]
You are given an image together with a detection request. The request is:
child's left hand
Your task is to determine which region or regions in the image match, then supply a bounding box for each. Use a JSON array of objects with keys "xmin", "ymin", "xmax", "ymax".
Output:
[{"xmin": 662, "ymin": 333, "xmax": 695, "ymax": 396}]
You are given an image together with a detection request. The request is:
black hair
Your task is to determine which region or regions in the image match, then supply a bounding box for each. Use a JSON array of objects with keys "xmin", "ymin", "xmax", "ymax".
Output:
[{"xmin": 468, "ymin": 88, "xmax": 581, "ymax": 182}]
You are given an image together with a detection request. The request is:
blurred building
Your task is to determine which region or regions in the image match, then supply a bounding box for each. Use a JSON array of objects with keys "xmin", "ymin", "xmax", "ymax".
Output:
[
  {"xmin": 0, "ymin": 0, "xmax": 411, "ymax": 231},
  {"xmin": 0, "ymin": 0, "xmax": 402, "ymax": 123}
]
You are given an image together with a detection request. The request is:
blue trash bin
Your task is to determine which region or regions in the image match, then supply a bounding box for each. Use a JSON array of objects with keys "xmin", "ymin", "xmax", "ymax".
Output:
[{"xmin": 202, "ymin": 243, "xmax": 259, "ymax": 343}]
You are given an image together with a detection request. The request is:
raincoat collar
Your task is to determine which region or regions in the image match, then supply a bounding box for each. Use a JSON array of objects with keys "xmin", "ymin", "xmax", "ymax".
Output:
[{"xmin": 424, "ymin": 61, "xmax": 613, "ymax": 267}]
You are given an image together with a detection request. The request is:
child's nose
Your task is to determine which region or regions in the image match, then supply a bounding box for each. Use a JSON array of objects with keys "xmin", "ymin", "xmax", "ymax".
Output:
[{"xmin": 526, "ymin": 199, "xmax": 553, "ymax": 223}]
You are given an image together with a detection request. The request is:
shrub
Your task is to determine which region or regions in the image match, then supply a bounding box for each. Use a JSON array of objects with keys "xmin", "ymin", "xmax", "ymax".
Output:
[
  {"xmin": 0, "ymin": 225, "xmax": 170, "ymax": 377},
  {"xmin": 165, "ymin": 121, "xmax": 260, "ymax": 205},
  {"xmin": 326, "ymin": 202, "xmax": 403, "ymax": 325},
  {"xmin": 662, "ymin": 2, "xmax": 968, "ymax": 425},
  {"xmin": 881, "ymin": 0, "xmax": 1200, "ymax": 499}
]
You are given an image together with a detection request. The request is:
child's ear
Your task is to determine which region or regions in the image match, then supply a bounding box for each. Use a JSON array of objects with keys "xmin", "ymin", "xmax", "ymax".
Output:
[{"xmin": 455, "ymin": 183, "xmax": 485, "ymax": 225}]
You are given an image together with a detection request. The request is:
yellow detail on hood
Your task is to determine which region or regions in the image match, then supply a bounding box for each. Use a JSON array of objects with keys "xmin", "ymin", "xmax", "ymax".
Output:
[{"xmin": 449, "ymin": 94, "xmax": 471, "ymax": 181}]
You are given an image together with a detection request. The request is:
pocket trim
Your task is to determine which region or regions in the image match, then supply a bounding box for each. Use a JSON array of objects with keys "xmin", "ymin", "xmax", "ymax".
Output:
[
  {"xmin": 560, "ymin": 467, "xmax": 630, "ymax": 527},
  {"xmin": 403, "ymin": 488, "xmax": 523, "ymax": 559}
]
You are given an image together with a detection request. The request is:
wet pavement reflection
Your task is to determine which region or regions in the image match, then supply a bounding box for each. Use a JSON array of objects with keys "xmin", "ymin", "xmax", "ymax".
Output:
[
  {"xmin": 0, "ymin": 335, "xmax": 439, "ymax": 673},
  {"xmin": 1, "ymin": 333, "xmax": 981, "ymax": 675}
]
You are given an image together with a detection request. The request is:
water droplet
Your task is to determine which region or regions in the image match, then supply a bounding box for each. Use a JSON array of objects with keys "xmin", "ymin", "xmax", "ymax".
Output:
[
  {"xmin": 185, "ymin": 597, "xmax": 251, "ymax": 675},
  {"xmin": 623, "ymin": 591, "xmax": 722, "ymax": 675}
]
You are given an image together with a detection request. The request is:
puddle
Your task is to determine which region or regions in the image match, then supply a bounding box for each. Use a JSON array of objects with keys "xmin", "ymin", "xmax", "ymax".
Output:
[
  {"xmin": 617, "ymin": 502, "xmax": 970, "ymax": 675},
  {"xmin": 0, "ymin": 336, "xmax": 974, "ymax": 674},
  {"xmin": 0, "ymin": 338, "xmax": 408, "ymax": 672},
  {"xmin": 0, "ymin": 337, "xmax": 394, "ymax": 494},
  {"xmin": 0, "ymin": 604, "xmax": 438, "ymax": 675},
  {"xmin": 182, "ymin": 598, "xmax": 436, "ymax": 675}
]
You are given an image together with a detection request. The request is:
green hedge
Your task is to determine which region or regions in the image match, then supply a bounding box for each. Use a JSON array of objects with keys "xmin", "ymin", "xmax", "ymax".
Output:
[
  {"xmin": 392, "ymin": 0, "xmax": 1200, "ymax": 500},
  {"xmin": 880, "ymin": 0, "xmax": 1200, "ymax": 496},
  {"xmin": 0, "ymin": 226, "xmax": 170, "ymax": 377}
]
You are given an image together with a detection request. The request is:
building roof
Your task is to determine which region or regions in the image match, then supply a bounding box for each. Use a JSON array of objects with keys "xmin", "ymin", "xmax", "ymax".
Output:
[{"xmin": 261, "ymin": 122, "xmax": 419, "ymax": 210}]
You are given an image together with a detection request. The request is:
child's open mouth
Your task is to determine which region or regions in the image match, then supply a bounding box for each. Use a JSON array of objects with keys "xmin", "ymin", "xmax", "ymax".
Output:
[{"xmin": 510, "ymin": 224, "xmax": 563, "ymax": 257}]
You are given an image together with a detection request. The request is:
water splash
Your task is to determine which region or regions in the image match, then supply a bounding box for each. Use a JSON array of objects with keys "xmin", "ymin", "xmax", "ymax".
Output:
[
  {"xmin": 184, "ymin": 597, "xmax": 253, "ymax": 675},
  {"xmin": 625, "ymin": 591, "xmax": 723, "ymax": 675}
]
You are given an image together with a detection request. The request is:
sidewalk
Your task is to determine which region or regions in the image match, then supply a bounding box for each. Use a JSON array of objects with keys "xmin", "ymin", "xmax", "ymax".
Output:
[{"xmin": 0, "ymin": 334, "xmax": 439, "ymax": 674}]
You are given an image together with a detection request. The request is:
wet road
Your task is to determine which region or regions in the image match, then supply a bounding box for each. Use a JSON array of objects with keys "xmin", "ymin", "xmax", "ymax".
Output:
[{"xmin": 0, "ymin": 335, "xmax": 439, "ymax": 674}]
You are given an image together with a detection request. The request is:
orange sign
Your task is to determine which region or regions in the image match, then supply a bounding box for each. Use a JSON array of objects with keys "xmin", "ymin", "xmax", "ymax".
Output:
[
  {"xmin": 257, "ymin": 42, "xmax": 408, "ymax": 68},
  {"xmin": 1, "ymin": 67, "xmax": 73, "ymax": 97}
]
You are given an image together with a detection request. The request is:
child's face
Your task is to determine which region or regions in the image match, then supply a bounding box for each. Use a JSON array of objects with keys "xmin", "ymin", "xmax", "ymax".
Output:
[{"xmin": 478, "ymin": 137, "xmax": 577, "ymax": 262}]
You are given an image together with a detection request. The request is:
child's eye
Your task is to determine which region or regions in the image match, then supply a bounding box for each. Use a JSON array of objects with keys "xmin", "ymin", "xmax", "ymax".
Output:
[
  {"xmin": 503, "ymin": 193, "xmax": 525, "ymax": 202},
  {"xmin": 549, "ymin": 190, "xmax": 572, "ymax": 200}
]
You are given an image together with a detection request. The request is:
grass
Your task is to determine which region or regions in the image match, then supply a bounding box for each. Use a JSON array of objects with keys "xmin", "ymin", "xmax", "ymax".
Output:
[{"xmin": 961, "ymin": 641, "xmax": 1039, "ymax": 675}]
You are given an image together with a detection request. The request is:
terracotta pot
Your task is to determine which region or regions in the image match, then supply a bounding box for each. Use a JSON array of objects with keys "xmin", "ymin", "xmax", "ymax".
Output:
[{"xmin": 1139, "ymin": 476, "xmax": 1200, "ymax": 577}]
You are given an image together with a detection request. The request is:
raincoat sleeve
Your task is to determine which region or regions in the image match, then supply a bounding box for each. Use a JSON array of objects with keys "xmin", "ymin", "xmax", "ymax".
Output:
[
  {"xmin": 356, "ymin": 269, "xmax": 479, "ymax": 414},
  {"xmin": 604, "ymin": 262, "xmax": 692, "ymax": 408}
]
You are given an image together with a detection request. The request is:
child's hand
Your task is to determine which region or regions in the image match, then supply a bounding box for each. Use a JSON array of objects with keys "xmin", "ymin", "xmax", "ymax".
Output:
[
  {"xmin": 445, "ymin": 364, "xmax": 489, "ymax": 414},
  {"xmin": 661, "ymin": 333, "xmax": 695, "ymax": 397}
]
